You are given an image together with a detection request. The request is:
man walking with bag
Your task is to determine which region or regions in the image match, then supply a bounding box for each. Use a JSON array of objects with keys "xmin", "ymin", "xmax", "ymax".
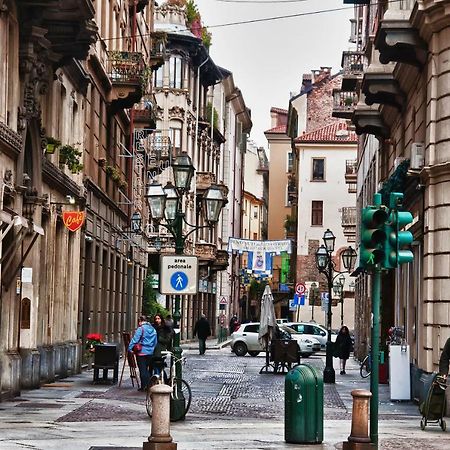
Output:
[{"xmin": 193, "ymin": 314, "xmax": 211, "ymax": 355}]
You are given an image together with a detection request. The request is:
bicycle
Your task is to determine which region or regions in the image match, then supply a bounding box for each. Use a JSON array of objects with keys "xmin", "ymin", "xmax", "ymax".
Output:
[
  {"xmin": 360, "ymin": 351, "xmax": 372, "ymax": 378},
  {"xmin": 145, "ymin": 351, "xmax": 192, "ymax": 422}
]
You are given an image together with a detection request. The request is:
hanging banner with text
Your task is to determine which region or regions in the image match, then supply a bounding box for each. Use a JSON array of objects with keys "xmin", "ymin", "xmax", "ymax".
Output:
[{"xmin": 227, "ymin": 238, "xmax": 292, "ymax": 255}]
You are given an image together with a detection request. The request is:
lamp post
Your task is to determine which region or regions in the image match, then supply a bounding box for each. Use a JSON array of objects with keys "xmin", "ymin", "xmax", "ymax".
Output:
[
  {"xmin": 310, "ymin": 282, "xmax": 319, "ymax": 321},
  {"xmin": 315, "ymin": 230, "xmax": 357, "ymax": 384},
  {"xmin": 146, "ymin": 152, "xmax": 226, "ymax": 415}
]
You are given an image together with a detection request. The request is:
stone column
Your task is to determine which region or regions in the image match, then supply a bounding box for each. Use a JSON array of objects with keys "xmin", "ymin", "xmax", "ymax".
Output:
[
  {"xmin": 343, "ymin": 389, "xmax": 373, "ymax": 449},
  {"xmin": 143, "ymin": 383, "xmax": 177, "ymax": 450}
]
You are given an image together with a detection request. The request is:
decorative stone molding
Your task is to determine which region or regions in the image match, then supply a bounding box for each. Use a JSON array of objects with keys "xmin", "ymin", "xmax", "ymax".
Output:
[
  {"xmin": 0, "ymin": 122, "xmax": 23, "ymax": 154},
  {"xmin": 194, "ymin": 242, "xmax": 217, "ymax": 261},
  {"xmin": 196, "ymin": 171, "xmax": 216, "ymax": 191},
  {"xmin": 212, "ymin": 249, "xmax": 229, "ymax": 271},
  {"xmin": 168, "ymin": 105, "xmax": 185, "ymax": 120}
]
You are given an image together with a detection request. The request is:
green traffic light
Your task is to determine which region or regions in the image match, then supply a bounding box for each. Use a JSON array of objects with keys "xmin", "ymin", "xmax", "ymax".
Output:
[{"xmin": 360, "ymin": 206, "xmax": 388, "ymax": 270}]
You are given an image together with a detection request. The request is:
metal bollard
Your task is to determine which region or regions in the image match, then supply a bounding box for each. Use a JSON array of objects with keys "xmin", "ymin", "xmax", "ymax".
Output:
[
  {"xmin": 343, "ymin": 389, "xmax": 373, "ymax": 449},
  {"xmin": 143, "ymin": 384, "xmax": 177, "ymax": 450}
]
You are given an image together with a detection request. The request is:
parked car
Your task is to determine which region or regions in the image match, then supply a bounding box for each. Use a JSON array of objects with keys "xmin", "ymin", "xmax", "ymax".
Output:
[
  {"xmin": 285, "ymin": 322, "xmax": 336, "ymax": 350},
  {"xmin": 276, "ymin": 318, "xmax": 288, "ymax": 325},
  {"xmin": 279, "ymin": 325, "xmax": 321, "ymax": 355},
  {"xmin": 230, "ymin": 322, "xmax": 319, "ymax": 357}
]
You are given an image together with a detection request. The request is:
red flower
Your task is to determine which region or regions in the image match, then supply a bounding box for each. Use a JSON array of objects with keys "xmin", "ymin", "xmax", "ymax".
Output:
[{"xmin": 86, "ymin": 333, "xmax": 103, "ymax": 341}]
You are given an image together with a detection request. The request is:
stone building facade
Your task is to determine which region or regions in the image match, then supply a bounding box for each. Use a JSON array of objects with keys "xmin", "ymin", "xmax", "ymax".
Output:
[
  {"xmin": 0, "ymin": 0, "xmax": 159, "ymax": 399},
  {"xmin": 346, "ymin": 0, "xmax": 450, "ymax": 396}
]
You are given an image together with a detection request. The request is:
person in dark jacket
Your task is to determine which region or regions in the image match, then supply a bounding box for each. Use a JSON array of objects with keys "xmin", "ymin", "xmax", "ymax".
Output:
[
  {"xmin": 128, "ymin": 315, "xmax": 157, "ymax": 391},
  {"xmin": 193, "ymin": 314, "xmax": 211, "ymax": 355},
  {"xmin": 151, "ymin": 314, "xmax": 174, "ymax": 377},
  {"xmin": 439, "ymin": 337, "xmax": 450, "ymax": 376},
  {"xmin": 334, "ymin": 325, "xmax": 353, "ymax": 375},
  {"xmin": 229, "ymin": 314, "xmax": 239, "ymax": 335}
]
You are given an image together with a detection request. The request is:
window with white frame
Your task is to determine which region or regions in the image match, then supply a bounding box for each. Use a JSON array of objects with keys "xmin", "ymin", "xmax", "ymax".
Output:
[
  {"xmin": 169, "ymin": 123, "xmax": 182, "ymax": 156},
  {"xmin": 153, "ymin": 65, "xmax": 163, "ymax": 88},
  {"xmin": 169, "ymin": 55, "xmax": 183, "ymax": 89}
]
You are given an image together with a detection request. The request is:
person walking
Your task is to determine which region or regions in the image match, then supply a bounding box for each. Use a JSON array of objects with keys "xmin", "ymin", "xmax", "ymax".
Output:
[
  {"xmin": 193, "ymin": 314, "xmax": 211, "ymax": 355},
  {"xmin": 334, "ymin": 325, "xmax": 353, "ymax": 375},
  {"xmin": 151, "ymin": 314, "xmax": 174, "ymax": 378},
  {"xmin": 128, "ymin": 315, "xmax": 157, "ymax": 391},
  {"xmin": 229, "ymin": 314, "xmax": 239, "ymax": 336}
]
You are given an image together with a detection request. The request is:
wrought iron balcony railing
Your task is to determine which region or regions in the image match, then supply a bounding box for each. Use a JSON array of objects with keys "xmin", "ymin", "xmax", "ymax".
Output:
[
  {"xmin": 107, "ymin": 51, "xmax": 144, "ymax": 84},
  {"xmin": 341, "ymin": 207, "xmax": 357, "ymax": 227}
]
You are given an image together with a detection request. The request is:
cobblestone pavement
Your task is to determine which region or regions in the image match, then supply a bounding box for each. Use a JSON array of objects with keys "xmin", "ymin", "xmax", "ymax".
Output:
[{"xmin": 2, "ymin": 348, "xmax": 450, "ymax": 449}]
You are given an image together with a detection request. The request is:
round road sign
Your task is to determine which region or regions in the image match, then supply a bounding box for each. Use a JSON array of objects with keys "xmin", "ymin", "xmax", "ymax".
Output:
[{"xmin": 295, "ymin": 282, "xmax": 306, "ymax": 296}]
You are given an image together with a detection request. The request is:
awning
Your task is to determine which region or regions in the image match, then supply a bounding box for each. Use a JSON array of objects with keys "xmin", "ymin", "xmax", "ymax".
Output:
[{"xmin": 0, "ymin": 210, "xmax": 44, "ymax": 289}]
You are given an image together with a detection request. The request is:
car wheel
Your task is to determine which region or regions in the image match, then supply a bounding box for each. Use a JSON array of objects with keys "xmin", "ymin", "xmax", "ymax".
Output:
[
  {"xmin": 233, "ymin": 342, "xmax": 248, "ymax": 357},
  {"xmin": 248, "ymin": 351, "xmax": 260, "ymax": 357}
]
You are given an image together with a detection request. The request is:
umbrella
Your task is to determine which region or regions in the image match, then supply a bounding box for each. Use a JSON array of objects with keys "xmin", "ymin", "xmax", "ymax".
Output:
[{"xmin": 258, "ymin": 285, "xmax": 277, "ymax": 373}]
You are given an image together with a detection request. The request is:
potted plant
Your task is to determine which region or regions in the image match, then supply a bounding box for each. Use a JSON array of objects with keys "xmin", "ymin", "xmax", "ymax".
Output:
[
  {"xmin": 85, "ymin": 333, "xmax": 103, "ymax": 369},
  {"xmin": 118, "ymin": 179, "xmax": 128, "ymax": 190},
  {"xmin": 106, "ymin": 165, "xmax": 121, "ymax": 183},
  {"xmin": 46, "ymin": 137, "xmax": 61, "ymax": 154},
  {"xmin": 59, "ymin": 144, "xmax": 84, "ymax": 174}
]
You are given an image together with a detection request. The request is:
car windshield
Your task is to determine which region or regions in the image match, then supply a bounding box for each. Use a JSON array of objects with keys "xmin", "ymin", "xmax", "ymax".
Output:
[{"xmin": 280, "ymin": 326, "xmax": 299, "ymax": 335}]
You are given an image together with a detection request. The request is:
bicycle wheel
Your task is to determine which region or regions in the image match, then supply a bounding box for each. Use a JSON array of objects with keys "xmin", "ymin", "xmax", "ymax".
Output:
[
  {"xmin": 170, "ymin": 378, "xmax": 192, "ymax": 421},
  {"xmin": 360, "ymin": 355, "xmax": 371, "ymax": 378}
]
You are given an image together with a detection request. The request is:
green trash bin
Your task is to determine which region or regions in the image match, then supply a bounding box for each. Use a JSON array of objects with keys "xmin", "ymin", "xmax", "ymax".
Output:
[{"xmin": 285, "ymin": 363, "xmax": 323, "ymax": 444}]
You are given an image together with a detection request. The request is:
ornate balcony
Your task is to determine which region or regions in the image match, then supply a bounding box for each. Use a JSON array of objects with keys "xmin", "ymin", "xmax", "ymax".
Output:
[
  {"xmin": 332, "ymin": 90, "xmax": 358, "ymax": 119},
  {"xmin": 149, "ymin": 32, "xmax": 167, "ymax": 70},
  {"xmin": 352, "ymin": 103, "xmax": 389, "ymax": 138},
  {"xmin": 345, "ymin": 159, "xmax": 357, "ymax": 185},
  {"xmin": 196, "ymin": 172, "xmax": 216, "ymax": 191},
  {"xmin": 211, "ymin": 249, "xmax": 229, "ymax": 271},
  {"xmin": 341, "ymin": 207, "xmax": 357, "ymax": 243},
  {"xmin": 107, "ymin": 51, "xmax": 145, "ymax": 110},
  {"xmin": 194, "ymin": 242, "xmax": 217, "ymax": 262},
  {"xmin": 361, "ymin": 62, "xmax": 405, "ymax": 111},
  {"xmin": 0, "ymin": 122, "xmax": 23, "ymax": 157},
  {"xmin": 375, "ymin": 0, "xmax": 427, "ymax": 68},
  {"xmin": 341, "ymin": 51, "xmax": 365, "ymax": 91}
]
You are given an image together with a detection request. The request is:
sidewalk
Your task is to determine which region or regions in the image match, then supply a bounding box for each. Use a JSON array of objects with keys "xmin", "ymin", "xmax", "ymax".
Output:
[{"xmin": 0, "ymin": 349, "xmax": 448, "ymax": 449}]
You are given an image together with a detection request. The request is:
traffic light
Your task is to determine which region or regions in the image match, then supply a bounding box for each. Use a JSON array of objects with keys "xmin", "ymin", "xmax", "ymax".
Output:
[
  {"xmin": 383, "ymin": 192, "xmax": 413, "ymax": 268},
  {"xmin": 360, "ymin": 205, "xmax": 388, "ymax": 270}
]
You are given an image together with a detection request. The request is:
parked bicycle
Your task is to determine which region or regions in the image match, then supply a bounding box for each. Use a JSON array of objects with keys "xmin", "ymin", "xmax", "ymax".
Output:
[
  {"xmin": 360, "ymin": 349, "xmax": 372, "ymax": 378},
  {"xmin": 145, "ymin": 351, "xmax": 192, "ymax": 422}
]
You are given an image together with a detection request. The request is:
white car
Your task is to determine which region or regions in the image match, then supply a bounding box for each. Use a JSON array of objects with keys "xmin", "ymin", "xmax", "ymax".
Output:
[
  {"xmin": 285, "ymin": 322, "xmax": 335, "ymax": 350},
  {"xmin": 279, "ymin": 325, "xmax": 321, "ymax": 355},
  {"xmin": 230, "ymin": 322, "xmax": 319, "ymax": 357}
]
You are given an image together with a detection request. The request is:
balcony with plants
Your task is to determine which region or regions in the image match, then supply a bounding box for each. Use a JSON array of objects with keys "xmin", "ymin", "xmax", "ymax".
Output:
[
  {"xmin": 332, "ymin": 90, "xmax": 358, "ymax": 119},
  {"xmin": 149, "ymin": 32, "xmax": 167, "ymax": 69},
  {"xmin": 374, "ymin": 0, "xmax": 427, "ymax": 68},
  {"xmin": 107, "ymin": 51, "xmax": 146, "ymax": 109}
]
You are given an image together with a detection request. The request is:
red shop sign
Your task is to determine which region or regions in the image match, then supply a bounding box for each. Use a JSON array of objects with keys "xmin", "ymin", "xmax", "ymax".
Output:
[{"xmin": 62, "ymin": 211, "xmax": 85, "ymax": 232}]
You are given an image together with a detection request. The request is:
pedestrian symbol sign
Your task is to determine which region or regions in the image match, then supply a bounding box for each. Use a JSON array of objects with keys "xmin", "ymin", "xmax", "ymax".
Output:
[
  {"xmin": 170, "ymin": 272, "xmax": 188, "ymax": 291},
  {"xmin": 160, "ymin": 255, "xmax": 198, "ymax": 295}
]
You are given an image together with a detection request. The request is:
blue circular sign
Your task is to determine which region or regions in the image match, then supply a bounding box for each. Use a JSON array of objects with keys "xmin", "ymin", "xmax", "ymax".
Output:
[{"xmin": 170, "ymin": 271, "xmax": 188, "ymax": 291}]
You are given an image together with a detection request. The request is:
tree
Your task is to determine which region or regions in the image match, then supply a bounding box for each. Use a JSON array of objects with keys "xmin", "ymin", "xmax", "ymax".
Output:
[{"xmin": 142, "ymin": 270, "xmax": 169, "ymax": 319}]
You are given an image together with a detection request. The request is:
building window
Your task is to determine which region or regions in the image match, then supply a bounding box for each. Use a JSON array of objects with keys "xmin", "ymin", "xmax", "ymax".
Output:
[
  {"xmin": 312, "ymin": 158, "xmax": 325, "ymax": 181},
  {"xmin": 253, "ymin": 232, "xmax": 258, "ymax": 240},
  {"xmin": 20, "ymin": 298, "xmax": 31, "ymax": 329},
  {"xmin": 286, "ymin": 184, "xmax": 292, "ymax": 206},
  {"xmin": 253, "ymin": 206, "xmax": 258, "ymax": 218},
  {"xmin": 153, "ymin": 66, "xmax": 163, "ymax": 88},
  {"xmin": 287, "ymin": 151, "xmax": 293, "ymax": 172},
  {"xmin": 311, "ymin": 200, "xmax": 323, "ymax": 226},
  {"xmin": 169, "ymin": 56, "xmax": 183, "ymax": 89},
  {"xmin": 169, "ymin": 125, "xmax": 182, "ymax": 156}
]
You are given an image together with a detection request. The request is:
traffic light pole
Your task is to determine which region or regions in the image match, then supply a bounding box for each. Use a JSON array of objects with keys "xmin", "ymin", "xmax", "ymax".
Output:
[{"xmin": 370, "ymin": 266, "xmax": 381, "ymax": 445}]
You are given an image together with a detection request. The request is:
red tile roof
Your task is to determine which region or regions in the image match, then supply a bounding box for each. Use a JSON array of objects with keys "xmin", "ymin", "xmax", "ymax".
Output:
[
  {"xmin": 295, "ymin": 122, "xmax": 357, "ymax": 143},
  {"xmin": 265, "ymin": 124, "xmax": 287, "ymax": 134},
  {"xmin": 270, "ymin": 107, "xmax": 288, "ymax": 114}
]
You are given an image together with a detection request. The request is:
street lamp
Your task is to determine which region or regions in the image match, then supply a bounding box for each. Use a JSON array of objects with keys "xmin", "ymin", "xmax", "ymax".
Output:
[
  {"xmin": 333, "ymin": 275, "xmax": 345, "ymax": 328},
  {"xmin": 145, "ymin": 151, "xmax": 226, "ymax": 417},
  {"xmin": 315, "ymin": 231, "xmax": 357, "ymax": 384},
  {"xmin": 310, "ymin": 282, "xmax": 319, "ymax": 321}
]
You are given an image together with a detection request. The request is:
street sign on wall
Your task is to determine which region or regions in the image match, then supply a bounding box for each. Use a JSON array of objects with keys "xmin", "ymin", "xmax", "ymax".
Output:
[
  {"xmin": 160, "ymin": 255, "xmax": 198, "ymax": 295},
  {"xmin": 295, "ymin": 282, "xmax": 306, "ymax": 296}
]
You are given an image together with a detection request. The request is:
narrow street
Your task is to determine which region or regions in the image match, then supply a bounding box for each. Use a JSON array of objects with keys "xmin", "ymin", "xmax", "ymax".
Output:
[{"xmin": 0, "ymin": 347, "xmax": 449, "ymax": 449}]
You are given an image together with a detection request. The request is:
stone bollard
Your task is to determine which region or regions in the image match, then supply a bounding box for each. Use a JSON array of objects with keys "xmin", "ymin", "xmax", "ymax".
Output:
[
  {"xmin": 343, "ymin": 389, "xmax": 373, "ymax": 450},
  {"xmin": 143, "ymin": 384, "xmax": 177, "ymax": 450}
]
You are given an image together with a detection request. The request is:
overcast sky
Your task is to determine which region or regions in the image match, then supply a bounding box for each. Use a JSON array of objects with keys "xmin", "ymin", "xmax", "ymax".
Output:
[{"xmin": 195, "ymin": 0, "xmax": 354, "ymax": 149}]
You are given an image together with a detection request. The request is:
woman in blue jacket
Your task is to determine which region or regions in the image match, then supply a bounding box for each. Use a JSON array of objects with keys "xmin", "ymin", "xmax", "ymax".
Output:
[{"xmin": 128, "ymin": 315, "xmax": 157, "ymax": 391}]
